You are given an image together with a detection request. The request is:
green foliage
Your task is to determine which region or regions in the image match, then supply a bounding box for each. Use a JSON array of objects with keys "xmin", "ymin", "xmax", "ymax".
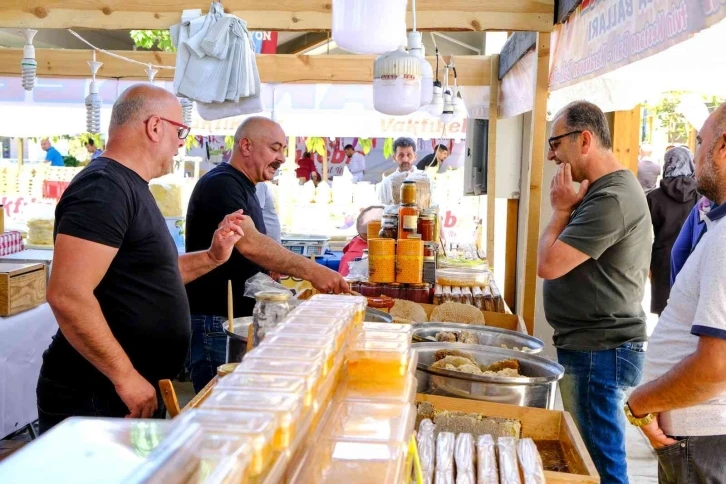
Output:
[
  {"xmin": 62, "ymin": 155, "xmax": 81, "ymax": 167},
  {"xmin": 383, "ymin": 138, "xmax": 395, "ymax": 160},
  {"xmin": 185, "ymin": 135, "xmax": 201, "ymax": 151},
  {"xmin": 130, "ymin": 30, "xmax": 175, "ymax": 52},
  {"xmin": 224, "ymin": 136, "xmax": 235, "ymax": 151},
  {"xmin": 650, "ymin": 92, "xmax": 726, "ymax": 145},
  {"xmin": 305, "ymin": 137, "xmax": 327, "ymax": 157}
]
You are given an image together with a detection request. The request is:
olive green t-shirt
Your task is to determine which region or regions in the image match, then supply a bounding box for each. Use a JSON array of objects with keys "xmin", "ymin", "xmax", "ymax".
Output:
[{"xmin": 543, "ymin": 170, "xmax": 652, "ymax": 350}]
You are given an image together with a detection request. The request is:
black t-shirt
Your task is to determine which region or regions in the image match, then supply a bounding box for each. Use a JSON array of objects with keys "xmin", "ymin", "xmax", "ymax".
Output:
[
  {"xmin": 42, "ymin": 158, "xmax": 191, "ymax": 390},
  {"xmin": 416, "ymin": 153, "xmax": 437, "ymax": 171},
  {"xmin": 185, "ymin": 163, "xmax": 267, "ymax": 318}
]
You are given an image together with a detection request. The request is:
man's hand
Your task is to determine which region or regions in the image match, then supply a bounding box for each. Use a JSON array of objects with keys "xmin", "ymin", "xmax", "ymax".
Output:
[
  {"xmin": 309, "ymin": 265, "xmax": 350, "ymax": 294},
  {"xmin": 550, "ymin": 163, "xmax": 589, "ymax": 213},
  {"xmin": 208, "ymin": 210, "xmax": 246, "ymax": 265},
  {"xmin": 640, "ymin": 418, "xmax": 678, "ymax": 449},
  {"xmin": 114, "ymin": 370, "xmax": 158, "ymax": 418}
]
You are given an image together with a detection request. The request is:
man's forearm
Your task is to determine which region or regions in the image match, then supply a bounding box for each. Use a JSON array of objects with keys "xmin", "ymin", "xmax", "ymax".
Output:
[
  {"xmin": 629, "ymin": 350, "xmax": 726, "ymax": 417},
  {"xmin": 49, "ymin": 293, "xmax": 135, "ymax": 384},
  {"xmin": 179, "ymin": 251, "xmax": 221, "ymax": 284},
  {"xmin": 239, "ymin": 232, "xmax": 317, "ymax": 279},
  {"xmin": 538, "ymin": 210, "xmax": 571, "ymax": 264}
]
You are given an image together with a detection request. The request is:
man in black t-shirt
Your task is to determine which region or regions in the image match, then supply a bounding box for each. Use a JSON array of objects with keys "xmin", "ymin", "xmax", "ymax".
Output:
[
  {"xmin": 416, "ymin": 144, "xmax": 449, "ymax": 171},
  {"xmin": 185, "ymin": 116, "xmax": 349, "ymax": 392},
  {"xmin": 37, "ymin": 84, "xmax": 245, "ymax": 434}
]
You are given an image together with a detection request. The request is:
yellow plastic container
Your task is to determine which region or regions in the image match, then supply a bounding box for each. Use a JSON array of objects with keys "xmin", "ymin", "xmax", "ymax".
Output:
[
  {"xmin": 215, "ymin": 373, "xmax": 312, "ymax": 408},
  {"xmin": 395, "ymin": 238, "xmax": 423, "ymax": 284},
  {"xmin": 368, "ymin": 238, "xmax": 396, "ymax": 284}
]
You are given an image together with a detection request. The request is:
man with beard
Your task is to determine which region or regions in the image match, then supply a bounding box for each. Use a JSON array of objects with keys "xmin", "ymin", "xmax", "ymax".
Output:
[
  {"xmin": 627, "ymin": 104, "xmax": 726, "ymax": 484},
  {"xmin": 377, "ymin": 137, "xmax": 430, "ymax": 205},
  {"xmin": 537, "ymin": 101, "xmax": 652, "ymax": 484},
  {"xmin": 184, "ymin": 116, "xmax": 348, "ymax": 392}
]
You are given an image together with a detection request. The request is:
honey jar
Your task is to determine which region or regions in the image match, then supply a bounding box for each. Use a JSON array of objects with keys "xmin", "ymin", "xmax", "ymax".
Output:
[{"xmin": 395, "ymin": 236, "xmax": 423, "ymax": 284}]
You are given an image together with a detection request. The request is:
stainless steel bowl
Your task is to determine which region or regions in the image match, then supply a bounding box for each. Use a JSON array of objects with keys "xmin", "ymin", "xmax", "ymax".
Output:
[
  {"xmin": 412, "ymin": 322, "xmax": 544, "ymax": 353},
  {"xmin": 414, "ymin": 343, "xmax": 564, "ymax": 409},
  {"xmin": 365, "ymin": 307, "xmax": 393, "ymax": 323}
]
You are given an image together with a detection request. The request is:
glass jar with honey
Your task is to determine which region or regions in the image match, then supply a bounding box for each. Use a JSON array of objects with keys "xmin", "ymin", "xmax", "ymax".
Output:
[{"xmin": 398, "ymin": 181, "xmax": 419, "ymax": 240}]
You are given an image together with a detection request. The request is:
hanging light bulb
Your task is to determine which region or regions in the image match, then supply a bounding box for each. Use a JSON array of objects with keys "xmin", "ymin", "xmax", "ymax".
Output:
[
  {"xmin": 428, "ymin": 47, "xmax": 443, "ymax": 115},
  {"xmin": 453, "ymin": 89, "xmax": 468, "ymax": 118},
  {"xmin": 85, "ymin": 51, "xmax": 103, "ymax": 134},
  {"xmin": 441, "ymin": 90, "xmax": 454, "ymax": 124},
  {"xmin": 179, "ymin": 96, "xmax": 193, "ymax": 126},
  {"xmin": 408, "ymin": 32, "xmax": 433, "ymax": 109},
  {"xmin": 145, "ymin": 64, "xmax": 158, "ymax": 83},
  {"xmin": 20, "ymin": 29, "xmax": 38, "ymax": 91},
  {"xmin": 373, "ymin": 47, "xmax": 422, "ymax": 116}
]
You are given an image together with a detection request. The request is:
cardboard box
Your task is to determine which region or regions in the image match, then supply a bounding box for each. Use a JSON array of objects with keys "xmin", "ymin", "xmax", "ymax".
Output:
[{"xmin": 0, "ymin": 263, "xmax": 46, "ymax": 316}]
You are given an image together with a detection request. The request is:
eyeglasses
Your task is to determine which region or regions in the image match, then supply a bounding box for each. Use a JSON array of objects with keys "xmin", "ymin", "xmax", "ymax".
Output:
[
  {"xmin": 145, "ymin": 116, "xmax": 191, "ymax": 140},
  {"xmin": 548, "ymin": 130, "xmax": 583, "ymax": 151}
]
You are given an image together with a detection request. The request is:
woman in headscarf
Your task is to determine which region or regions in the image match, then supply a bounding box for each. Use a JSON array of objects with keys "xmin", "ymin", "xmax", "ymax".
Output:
[{"xmin": 646, "ymin": 146, "xmax": 698, "ymax": 315}]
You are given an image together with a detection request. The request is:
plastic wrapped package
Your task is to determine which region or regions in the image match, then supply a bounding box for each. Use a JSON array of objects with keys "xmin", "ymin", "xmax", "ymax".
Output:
[
  {"xmin": 354, "ymin": 330, "xmax": 411, "ymax": 344},
  {"xmin": 245, "ymin": 345, "xmax": 329, "ymax": 377},
  {"xmin": 472, "ymin": 286, "xmax": 483, "ymax": 310},
  {"xmin": 287, "ymin": 306, "xmax": 357, "ymax": 332},
  {"xmin": 442, "ymin": 285, "xmax": 452, "ymax": 302},
  {"xmin": 461, "ymin": 287, "xmax": 473, "ymax": 306},
  {"xmin": 180, "ymin": 409, "xmax": 276, "ymax": 476},
  {"xmin": 215, "ymin": 372, "xmax": 310, "ymax": 406},
  {"xmin": 455, "ymin": 433, "xmax": 476, "ymax": 484},
  {"xmin": 517, "ymin": 438, "xmax": 546, "ymax": 484},
  {"xmin": 450, "ymin": 286, "xmax": 462, "ymax": 303},
  {"xmin": 417, "ymin": 419, "xmax": 436, "ymax": 484},
  {"xmin": 490, "ymin": 280, "xmax": 505, "ymax": 313},
  {"xmin": 335, "ymin": 373, "xmax": 416, "ymax": 404},
  {"xmin": 497, "ymin": 437, "xmax": 522, "ymax": 484},
  {"xmin": 435, "ymin": 432, "xmax": 455, "ymax": 484},
  {"xmin": 320, "ymin": 401, "xmax": 415, "ymax": 447},
  {"xmin": 232, "ymin": 358, "xmax": 323, "ymax": 403},
  {"xmin": 482, "ymin": 285, "xmax": 494, "ymax": 312},
  {"xmin": 433, "ymin": 284, "xmax": 443, "ymax": 305},
  {"xmin": 310, "ymin": 294, "xmax": 367, "ymax": 323},
  {"xmin": 436, "ymin": 268, "xmax": 489, "ymax": 288},
  {"xmin": 258, "ymin": 332, "xmax": 337, "ymax": 380},
  {"xmin": 243, "ymin": 272, "xmax": 293, "ymax": 299},
  {"xmin": 476, "ymin": 435, "xmax": 499, "ymax": 484},
  {"xmin": 356, "ymin": 321, "xmax": 414, "ymax": 337},
  {"xmin": 189, "ymin": 433, "xmax": 253, "ymax": 484},
  {"xmin": 201, "ymin": 390, "xmax": 304, "ymax": 450},
  {"xmin": 266, "ymin": 322, "xmax": 341, "ymax": 352}
]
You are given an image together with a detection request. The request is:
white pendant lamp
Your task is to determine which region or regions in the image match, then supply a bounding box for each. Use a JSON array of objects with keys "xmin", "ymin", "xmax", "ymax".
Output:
[
  {"xmin": 408, "ymin": 32, "xmax": 433, "ymax": 108},
  {"xmin": 428, "ymin": 48, "xmax": 444, "ymax": 116},
  {"xmin": 85, "ymin": 52, "xmax": 103, "ymax": 134},
  {"xmin": 332, "ymin": 0, "xmax": 407, "ymax": 54},
  {"xmin": 20, "ymin": 29, "xmax": 38, "ymax": 91},
  {"xmin": 179, "ymin": 96, "xmax": 193, "ymax": 126},
  {"xmin": 373, "ymin": 47, "xmax": 422, "ymax": 116}
]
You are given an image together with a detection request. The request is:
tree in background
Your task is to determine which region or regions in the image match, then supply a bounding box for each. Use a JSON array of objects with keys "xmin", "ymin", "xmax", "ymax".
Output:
[{"xmin": 130, "ymin": 30, "xmax": 175, "ymax": 52}]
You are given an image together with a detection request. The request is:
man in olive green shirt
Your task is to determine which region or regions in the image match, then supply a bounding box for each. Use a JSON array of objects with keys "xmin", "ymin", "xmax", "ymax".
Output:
[{"xmin": 537, "ymin": 101, "xmax": 652, "ymax": 484}]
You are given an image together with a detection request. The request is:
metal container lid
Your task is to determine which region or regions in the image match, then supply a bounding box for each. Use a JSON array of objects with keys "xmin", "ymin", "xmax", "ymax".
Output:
[{"xmin": 254, "ymin": 290, "xmax": 291, "ymax": 302}]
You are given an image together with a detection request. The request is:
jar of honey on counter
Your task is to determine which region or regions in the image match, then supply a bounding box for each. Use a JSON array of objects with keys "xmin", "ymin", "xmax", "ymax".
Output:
[
  {"xmin": 418, "ymin": 215, "xmax": 435, "ymax": 242},
  {"xmin": 368, "ymin": 238, "xmax": 396, "ymax": 284},
  {"xmin": 406, "ymin": 283, "xmax": 431, "ymax": 304},
  {"xmin": 396, "ymin": 235, "xmax": 423, "ymax": 284},
  {"xmin": 382, "ymin": 283, "xmax": 404, "ymax": 300},
  {"xmin": 398, "ymin": 181, "xmax": 419, "ymax": 240}
]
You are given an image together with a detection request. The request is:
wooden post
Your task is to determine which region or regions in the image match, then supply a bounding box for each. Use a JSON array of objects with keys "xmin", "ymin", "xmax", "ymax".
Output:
[
  {"xmin": 486, "ymin": 55, "xmax": 500, "ymax": 268},
  {"xmin": 612, "ymin": 105, "xmax": 641, "ymax": 175},
  {"xmin": 16, "ymin": 138, "xmax": 23, "ymax": 166},
  {"xmin": 520, "ymin": 32, "xmax": 550, "ymax": 335},
  {"xmin": 504, "ymin": 198, "xmax": 519, "ymax": 311}
]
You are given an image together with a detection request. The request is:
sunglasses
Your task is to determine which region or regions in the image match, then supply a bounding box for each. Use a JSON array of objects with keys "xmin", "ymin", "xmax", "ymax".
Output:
[
  {"xmin": 548, "ymin": 130, "xmax": 583, "ymax": 151},
  {"xmin": 145, "ymin": 116, "xmax": 191, "ymax": 140}
]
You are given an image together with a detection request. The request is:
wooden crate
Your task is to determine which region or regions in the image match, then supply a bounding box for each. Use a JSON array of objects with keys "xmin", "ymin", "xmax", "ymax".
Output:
[
  {"xmin": 0, "ymin": 263, "xmax": 46, "ymax": 316},
  {"xmin": 416, "ymin": 394, "xmax": 600, "ymax": 483},
  {"xmin": 419, "ymin": 303, "xmax": 528, "ymax": 334}
]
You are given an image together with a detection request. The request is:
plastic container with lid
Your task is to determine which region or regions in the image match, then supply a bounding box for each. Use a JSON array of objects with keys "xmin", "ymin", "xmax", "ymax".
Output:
[
  {"xmin": 356, "ymin": 321, "xmax": 413, "ymax": 336},
  {"xmin": 442, "ymin": 285, "xmax": 452, "ymax": 302},
  {"xmin": 335, "ymin": 373, "xmax": 417, "ymax": 404},
  {"xmin": 260, "ymin": 332, "xmax": 337, "ymax": 365},
  {"xmin": 436, "ymin": 267, "xmax": 490, "ymax": 287},
  {"xmin": 472, "ymin": 285, "xmax": 483, "ymax": 309},
  {"xmin": 276, "ymin": 316, "xmax": 351, "ymax": 349},
  {"xmin": 266, "ymin": 321, "xmax": 343, "ymax": 353},
  {"xmin": 180, "ymin": 410, "xmax": 276, "ymax": 476},
  {"xmin": 233, "ymin": 357, "xmax": 323, "ymax": 405},
  {"xmin": 245, "ymin": 344, "xmax": 328, "ymax": 377},
  {"xmin": 215, "ymin": 372, "xmax": 311, "ymax": 407},
  {"xmin": 354, "ymin": 330, "xmax": 411, "ymax": 345},
  {"xmin": 321, "ymin": 401, "xmax": 415, "ymax": 445},
  {"xmin": 461, "ymin": 286, "xmax": 473, "ymax": 305},
  {"xmin": 451, "ymin": 286, "xmax": 462, "ymax": 303},
  {"xmin": 189, "ymin": 432, "xmax": 253, "ymax": 484},
  {"xmin": 288, "ymin": 305, "xmax": 356, "ymax": 326},
  {"xmin": 346, "ymin": 339, "xmax": 410, "ymax": 384},
  {"xmin": 201, "ymin": 390, "xmax": 304, "ymax": 450}
]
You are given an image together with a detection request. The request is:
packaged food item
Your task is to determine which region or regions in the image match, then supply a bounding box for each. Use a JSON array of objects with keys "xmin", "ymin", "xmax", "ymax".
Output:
[
  {"xmin": 435, "ymin": 432, "xmax": 455, "ymax": 484},
  {"xmin": 233, "ymin": 357, "xmax": 322, "ymax": 408},
  {"xmin": 497, "ymin": 437, "xmax": 522, "ymax": 484},
  {"xmin": 190, "ymin": 432, "xmax": 254, "ymax": 483},
  {"xmin": 418, "ymin": 215, "xmax": 436, "ymax": 242},
  {"xmin": 407, "ymin": 283, "xmax": 431, "ymax": 304},
  {"xmin": 482, "ymin": 285, "xmax": 494, "ymax": 312},
  {"xmin": 252, "ymin": 291, "xmax": 291, "ymax": 346},
  {"xmin": 396, "ymin": 237, "xmax": 424, "ymax": 284},
  {"xmin": 346, "ymin": 339, "xmax": 411, "ymax": 387},
  {"xmin": 454, "ymin": 433, "xmax": 476, "ymax": 484},
  {"xmin": 288, "ymin": 305, "xmax": 356, "ymax": 324},
  {"xmin": 359, "ymin": 282, "xmax": 383, "ymax": 298},
  {"xmin": 367, "ymin": 220, "xmax": 382, "ymax": 241},
  {"xmin": 442, "ymin": 285, "xmax": 452, "ymax": 303},
  {"xmin": 382, "ymin": 282, "xmax": 404, "ymax": 300},
  {"xmin": 244, "ymin": 345, "xmax": 328, "ymax": 378},
  {"xmin": 368, "ymin": 238, "xmax": 396, "ymax": 284},
  {"xmin": 255, "ymin": 332, "xmax": 337, "ymax": 377},
  {"xmin": 279, "ymin": 315, "xmax": 351, "ymax": 345},
  {"xmin": 436, "ymin": 268, "xmax": 489, "ymax": 288},
  {"xmin": 490, "ymin": 280, "xmax": 505, "ymax": 313},
  {"xmin": 379, "ymin": 214, "xmax": 399, "ymax": 239},
  {"xmin": 309, "ymin": 294, "xmax": 366, "ymax": 323},
  {"xmin": 336, "ymin": 373, "xmax": 416, "ymax": 404},
  {"xmin": 450, "ymin": 286, "xmax": 462, "ymax": 303},
  {"xmin": 433, "ymin": 284, "xmax": 443, "ymax": 305},
  {"xmin": 461, "ymin": 286, "xmax": 473, "ymax": 306},
  {"xmin": 476, "ymin": 434, "xmax": 499, "ymax": 484},
  {"xmin": 265, "ymin": 322, "xmax": 342, "ymax": 352},
  {"xmin": 201, "ymin": 390, "xmax": 304, "ymax": 450},
  {"xmin": 472, "ymin": 286, "xmax": 483, "ymax": 310},
  {"xmin": 398, "ymin": 181, "xmax": 420, "ymax": 240},
  {"xmin": 417, "ymin": 419, "xmax": 436, "ymax": 484},
  {"xmin": 517, "ymin": 438, "xmax": 546, "ymax": 484},
  {"xmin": 353, "ymin": 330, "xmax": 410, "ymax": 344},
  {"xmin": 320, "ymin": 401, "xmax": 415, "ymax": 446}
]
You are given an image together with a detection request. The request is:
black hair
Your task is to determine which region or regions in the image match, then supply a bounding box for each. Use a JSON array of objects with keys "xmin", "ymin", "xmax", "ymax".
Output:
[
  {"xmin": 557, "ymin": 100, "xmax": 612, "ymax": 150},
  {"xmin": 393, "ymin": 137, "xmax": 416, "ymax": 153},
  {"xmin": 434, "ymin": 144, "xmax": 449, "ymax": 152},
  {"xmin": 86, "ymin": 138, "xmax": 96, "ymax": 146},
  {"xmin": 344, "ymin": 144, "xmax": 354, "ymax": 151}
]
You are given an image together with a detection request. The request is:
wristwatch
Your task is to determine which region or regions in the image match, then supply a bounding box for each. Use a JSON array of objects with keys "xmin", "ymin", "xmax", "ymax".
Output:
[{"xmin": 624, "ymin": 402, "xmax": 657, "ymax": 427}]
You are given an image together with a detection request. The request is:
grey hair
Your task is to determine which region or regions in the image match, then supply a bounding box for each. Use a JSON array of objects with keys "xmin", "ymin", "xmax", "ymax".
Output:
[
  {"xmin": 556, "ymin": 101, "xmax": 612, "ymax": 150},
  {"xmin": 393, "ymin": 137, "xmax": 416, "ymax": 153},
  {"xmin": 110, "ymin": 96, "xmax": 146, "ymax": 127}
]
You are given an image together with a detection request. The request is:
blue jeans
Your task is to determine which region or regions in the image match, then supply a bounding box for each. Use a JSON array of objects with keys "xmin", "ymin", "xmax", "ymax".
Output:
[
  {"xmin": 557, "ymin": 343, "xmax": 646, "ymax": 484},
  {"xmin": 186, "ymin": 314, "xmax": 228, "ymax": 393},
  {"xmin": 656, "ymin": 435, "xmax": 726, "ymax": 483}
]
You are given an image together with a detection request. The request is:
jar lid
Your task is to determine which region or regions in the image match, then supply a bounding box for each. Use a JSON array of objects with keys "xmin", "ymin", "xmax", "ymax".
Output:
[
  {"xmin": 424, "ymin": 242, "xmax": 438, "ymax": 248},
  {"xmin": 255, "ymin": 290, "xmax": 291, "ymax": 302},
  {"xmin": 408, "ymin": 234, "xmax": 423, "ymax": 240},
  {"xmin": 402, "ymin": 180, "xmax": 415, "ymax": 185},
  {"xmin": 420, "ymin": 215, "xmax": 435, "ymax": 220},
  {"xmin": 386, "ymin": 283, "xmax": 402, "ymax": 287}
]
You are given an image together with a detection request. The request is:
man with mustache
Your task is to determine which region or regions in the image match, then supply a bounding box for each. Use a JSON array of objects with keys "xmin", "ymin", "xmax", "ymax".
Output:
[
  {"xmin": 627, "ymin": 103, "xmax": 726, "ymax": 484},
  {"xmin": 184, "ymin": 116, "xmax": 348, "ymax": 392},
  {"xmin": 378, "ymin": 137, "xmax": 425, "ymax": 205}
]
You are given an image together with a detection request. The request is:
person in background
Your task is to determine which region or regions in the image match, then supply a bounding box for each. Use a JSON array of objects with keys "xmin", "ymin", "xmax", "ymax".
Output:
[
  {"xmin": 416, "ymin": 144, "xmax": 449, "ymax": 171},
  {"xmin": 85, "ymin": 138, "xmax": 104, "ymax": 160},
  {"xmin": 37, "ymin": 84, "xmax": 245, "ymax": 433},
  {"xmin": 669, "ymin": 195, "xmax": 713, "ymax": 286},
  {"xmin": 665, "ymin": 144, "xmax": 677, "ymax": 153},
  {"xmin": 338, "ymin": 206, "xmax": 384, "ymax": 277},
  {"xmin": 295, "ymin": 151, "xmax": 320, "ymax": 184},
  {"xmin": 627, "ymin": 103, "xmax": 726, "ymax": 484},
  {"xmin": 185, "ymin": 117, "xmax": 348, "ymax": 393},
  {"xmin": 638, "ymin": 143, "xmax": 661, "ymax": 193},
  {"xmin": 377, "ymin": 137, "xmax": 423, "ymax": 205},
  {"xmin": 646, "ymin": 147, "xmax": 698, "ymax": 316},
  {"xmin": 344, "ymin": 144, "xmax": 366, "ymax": 182},
  {"xmin": 41, "ymin": 138, "xmax": 64, "ymax": 167},
  {"xmin": 537, "ymin": 101, "xmax": 652, "ymax": 484},
  {"xmin": 255, "ymin": 181, "xmax": 281, "ymax": 244}
]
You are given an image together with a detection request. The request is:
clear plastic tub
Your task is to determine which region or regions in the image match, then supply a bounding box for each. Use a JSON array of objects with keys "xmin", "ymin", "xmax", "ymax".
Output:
[
  {"xmin": 245, "ymin": 345, "xmax": 329, "ymax": 377},
  {"xmin": 201, "ymin": 390, "xmax": 304, "ymax": 450},
  {"xmin": 320, "ymin": 401, "xmax": 415, "ymax": 445},
  {"xmin": 355, "ymin": 322, "xmax": 413, "ymax": 337},
  {"xmin": 234, "ymin": 358, "xmax": 323, "ymax": 401},
  {"xmin": 258, "ymin": 333, "xmax": 338, "ymax": 376},
  {"xmin": 335, "ymin": 373, "xmax": 417, "ymax": 404},
  {"xmin": 288, "ymin": 305, "xmax": 356, "ymax": 325},
  {"xmin": 436, "ymin": 267, "xmax": 489, "ymax": 287},
  {"xmin": 275, "ymin": 316, "xmax": 349, "ymax": 352},
  {"xmin": 190, "ymin": 433, "xmax": 253, "ymax": 484},
  {"xmin": 180, "ymin": 409, "xmax": 276, "ymax": 477},
  {"xmin": 310, "ymin": 294, "xmax": 367, "ymax": 324},
  {"xmin": 266, "ymin": 322, "xmax": 343, "ymax": 352},
  {"xmin": 215, "ymin": 372, "xmax": 311, "ymax": 407},
  {"xmin": 346, "ymin": 339, "xmax": 411, "ymax": 384},
  {"xmin": 354, "ymin": 330, "xmax": 411, "ymax": 345}
]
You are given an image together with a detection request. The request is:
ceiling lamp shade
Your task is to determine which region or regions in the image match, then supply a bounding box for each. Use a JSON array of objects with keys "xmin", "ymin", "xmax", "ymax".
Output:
[
  {"xmin": 85, "ymin": 58, "xmax": 103, "ymax": 134},
  {"xmin": 179, "ymin": 96, "xmax": 194, "ymax": 126},
  {"xmin": 408, "ymin": 31, "xmax": 433, "ymax": 108},
  {"xmin": 373, "ymin": 47, "xmax": 422, "ymax": 116},
  {"xmin": 332, "ymin": 0, "xmax": 407, "ymax": 54}
]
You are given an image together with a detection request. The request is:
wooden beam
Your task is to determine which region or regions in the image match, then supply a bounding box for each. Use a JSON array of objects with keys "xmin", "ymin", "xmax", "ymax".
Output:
[
  {"xmin": 486, "ymin": 55, "xmax": 499, "ymax": 268},
  {"xmin": 555, "ymin": 0, "xmax": 582, "ymax": 24},
  {"xmin": 0, "ymin": 49, "xmax": 492, "ymax": 86},
  {"xmin": 504, "ymin": 198, "xmax": 519, "ymax": 310},
  {"xmin": 521, "ymin": 31, "xmax": 550, "ymax": 335},
  {"xmin": 498, "ymin": 31, "xmax": 536, "ymax": 80},
  {"xmin": 612, "ymin": 105, "xmax": 641, "ymax": 176},
  {"xmin": 278, "ymin": 32, "xmax": 330, "ymax": 55},
  {"xmin": 0, "ymin": 1, "xmax": 554, "ymax": 32}
]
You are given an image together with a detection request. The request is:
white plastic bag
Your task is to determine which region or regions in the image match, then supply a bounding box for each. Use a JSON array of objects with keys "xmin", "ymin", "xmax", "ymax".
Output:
[
  {"xmin": 517, "ymin": 439, "xmax": 545, "ymax": 484},
  {"xmin": 454, "ymin": 433, "xmax": 476, "ymax": 484},
  {"xmin": 417, "ymin": 419, "xmax": 436, "ymax": 484}
]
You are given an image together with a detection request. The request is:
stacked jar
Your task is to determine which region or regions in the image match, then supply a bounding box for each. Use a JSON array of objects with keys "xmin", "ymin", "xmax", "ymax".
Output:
[
  {"xmin": 396, "ymin": 234, "xmax": 424, "ymax": 284},
  {"xmin": 398, "ymin": 181, "xmax": 419, "ymax": 240}
]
